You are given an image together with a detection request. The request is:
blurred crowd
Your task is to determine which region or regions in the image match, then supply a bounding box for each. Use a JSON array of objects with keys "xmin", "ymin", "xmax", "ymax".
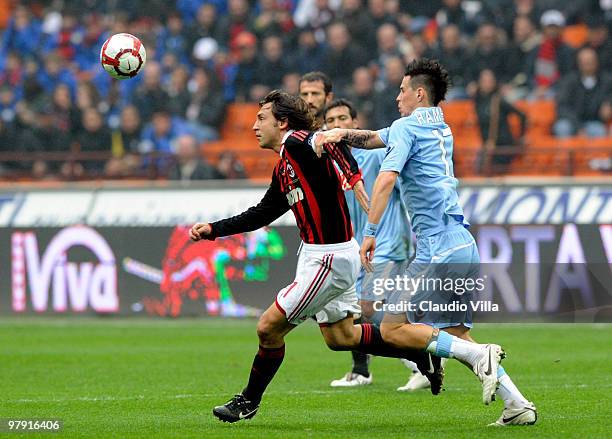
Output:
[{"xmin": 0, "ymin": 0, "xmax": 610, "ymax": 180}]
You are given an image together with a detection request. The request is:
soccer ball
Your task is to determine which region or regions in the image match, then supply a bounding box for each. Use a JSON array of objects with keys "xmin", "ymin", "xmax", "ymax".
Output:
[{"xmin": 100, "ymin": 33, "xmax": 146, "ymax": 80}]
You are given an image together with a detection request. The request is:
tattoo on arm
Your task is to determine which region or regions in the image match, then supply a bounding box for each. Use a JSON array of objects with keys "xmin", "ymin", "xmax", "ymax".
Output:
[{"xmin": 344, "ymin": 131, "xmax": 372, "ymax": 149}]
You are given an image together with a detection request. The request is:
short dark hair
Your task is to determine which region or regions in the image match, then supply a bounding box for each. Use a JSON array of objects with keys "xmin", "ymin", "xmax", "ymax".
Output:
[
  {"xmin": 259, "ymin": 90, "xmax": 316, "ymax": 131},
  {"xmin": 404, "ymin": 58, "xmax": 451, "ymax": 106},
  {"xmin": 324, "ymin": 98, "xmax": 357, "ymax": 120},
  {"xmin": 299, "ymin": 71, "xmax": 333, "ymax": 95}
]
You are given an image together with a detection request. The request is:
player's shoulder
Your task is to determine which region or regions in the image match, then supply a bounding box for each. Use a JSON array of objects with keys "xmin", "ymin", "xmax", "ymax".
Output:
[{"xmin": 285, "ymin": 130, "xmax": 313, "ymax": 146}]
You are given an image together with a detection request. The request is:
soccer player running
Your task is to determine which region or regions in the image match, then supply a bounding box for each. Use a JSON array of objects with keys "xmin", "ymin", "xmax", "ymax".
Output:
[
  {"xmin": 323, "ymin": 99, "xmax": 418, "ymax": 388},
  {"xmin": 316, "ymin": 59, "xmax": 537, "ymax": 426},
  {"xmin": 190, "ymin": 90, "xmax": 442, "ymax": 423}
]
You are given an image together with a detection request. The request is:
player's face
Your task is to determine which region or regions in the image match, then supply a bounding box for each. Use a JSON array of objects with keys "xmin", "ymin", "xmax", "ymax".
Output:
[
  {"xmin": 299, "ymin": 80, "xmax": 331, "ymax": 117},
  {"xmin": 253, "ymin": 103, "xmax": 281, "ymax": 150},
  {"xmin": 324, "ymin": 106, "xmax": 358, "ymax": 129},
  {"xmin": 396, "ymin": 75, "xmax": 421, "ymax": 116}
]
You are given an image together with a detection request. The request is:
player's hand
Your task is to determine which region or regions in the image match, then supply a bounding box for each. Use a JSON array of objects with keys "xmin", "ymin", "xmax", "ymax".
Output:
[
  {"xmin": 314, "ymin": 129, "xmax": 345, "ymax": 158},
  {"xmin": 353, "ymin": 180, "xmax": 370, "ymax": 214},
  {"xmin": 360, "ymin": 236, "xmax": 376, "ymax": 272},
  {"xmin": 189, "ymin": 222, "xmax": 211, "ymax": 241}
]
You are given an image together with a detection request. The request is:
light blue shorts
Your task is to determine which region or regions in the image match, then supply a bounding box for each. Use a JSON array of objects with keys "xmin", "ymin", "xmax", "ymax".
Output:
[{"xmin": 387, "ymin": 225, "xmax": 480, "ymax": 328}]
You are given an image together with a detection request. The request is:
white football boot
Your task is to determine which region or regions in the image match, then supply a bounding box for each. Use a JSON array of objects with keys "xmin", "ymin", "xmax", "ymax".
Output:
[
  {"xmin": 489, "ymin": 401, "xmax": 537, "ymax": 426},
  {"xmin": 397, "ymin": 371, "xmax": 430, "ymax": 391},
  {"xmin": 330, "ymin": 372, "xmax": 373, "ymax": 387},
  {"xmin": 472, "ymin": 344, "xmax": 505, "ymax": 405}
]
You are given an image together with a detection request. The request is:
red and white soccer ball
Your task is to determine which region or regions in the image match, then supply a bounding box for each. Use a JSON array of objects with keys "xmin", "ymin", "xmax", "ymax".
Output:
[{"xmin": 100, "ymin": 33, "xmax": 146, "ymax": 80}]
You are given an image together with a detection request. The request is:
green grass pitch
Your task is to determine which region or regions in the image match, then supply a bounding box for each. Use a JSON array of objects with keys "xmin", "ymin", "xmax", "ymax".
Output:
[{"xmin": 1, "ymin": 318, "xmax": 610, "ymax": 438}]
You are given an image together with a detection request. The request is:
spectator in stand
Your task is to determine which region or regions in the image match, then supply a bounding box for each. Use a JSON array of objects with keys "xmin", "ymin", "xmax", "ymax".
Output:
[
  {"xmin": 37, "ymin": 51, "xmax": 77, "ymax": 98},
  {"xmin": 108, "ymin": 105, "xmax": 144, "ymax": 177},
  {"xmin": 51, "ymin": 83, "xmax": 81, "ymax": 138},
  {"xmin": 338, "ymin": 0, "xmax": 376, "ymax": 59},
  {"xmin": 217, "ymin": 150, "xmax": 247, "ymax": 179},
  {"xmin": 281, "ymin": 72, "xmax": 301, "ymax": 95},
  {"xmin": 425, "ymin": 24, "xmax": 470, "ymax": 100},
  {"xmin": 371, "ymin": 23, "xmax": 404, "ymax": 90},
  {"xmin": 252, "ymin": 0, "xmax": 296, "ymax": 40},
  {"xmin": 582, "ymin": 16, "xmax": 611, "ymax": 73},
  {"xmin": 344, "ymin": 67, "xmax": 375, "ymax": 128},
  {"xmin": 435, "ymin": 0, "xmax": 488, "ymax": 36},
  {"xmin": 526, "ymin": 10, "xmax": 574, "ymax": 99},
  {"xmin": 157, "ymin": 13, "xmax": 190, "ymax": 65},
  {"xmin": 371, "ymin": 55, "xmax": 404, "ymax": 128},
  {"xmin": 218, "ymin": 0, "xmax": 255, "ymax": 48},
  {"xmin": 132, "ymin": 61, "xmax": 169, "ymax": 122},
  {"xmin": 474, "ymin": 69, "xmax": 527, "ymax": 174},
  {"xmin": 294, "ymin": 26, "xmax": 324, "ymax": 74},
  {"xmin": 166, "ymin": 65, "xmax": 191, "ymax": 117},
  {"xmin": 499, "ymin": 0, "xmax": 542, "ymax": 37},
  {"xmin": 233, "ymin": 31, "xmax": 260, "ymax": 102},
  {"xmin": 254, "ymin": 34, "xmax": 293, "ymax": 92},
  {"xmin": 186, "ymin": 3, "xmax": 223, "ymax": 54},
  {"xmin": 321, "ymin": 21, "xmax": 367, "ymax": 92},
  {"xmin": 293, "ymin": 0, "xmax": 339, "ymax": 43},
  {"xmin": 0, "ymin": 85, "xmax": 18, "ymax": 124},
  {"xmin": 184, "ymin": 67, "xmax": 225, "ymax": 142},
  {"xmin": 75, "ymin": 107, "xmax": 113, "ymax": 175},
  {"xmin": 467, "ymin": 23, "xmax": 511, "ymax": 97},
  {"xmin": 505, "ymin": 15, "xmax": 541, "ymax": 99},
  {"xmin": 0, "ymin": 52, "xmax": 24, "ymax": 92},
  {"xmin": 366, "ymin": 0, "xmax": 400, "ymax": 31},
  {"xmin": 0, "ymin": 5, "xmax": 42, "ymax": 60},
  {"xmin": 168, "ymin": 134, "xmax": 221, "ymax": 181},
  {"xmin": 553, "ymin": 47, "xmax": 611, "ymax": 138}
]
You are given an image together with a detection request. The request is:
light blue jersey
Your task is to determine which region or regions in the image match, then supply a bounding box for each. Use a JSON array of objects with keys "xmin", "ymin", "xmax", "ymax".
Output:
[
  {"xmin": 378, "ymin": 106, "xmax": 469, "ymax": 238},
  {"xmin": 345, "ymin": 148, "xmax": 410, "ymax": 263}
]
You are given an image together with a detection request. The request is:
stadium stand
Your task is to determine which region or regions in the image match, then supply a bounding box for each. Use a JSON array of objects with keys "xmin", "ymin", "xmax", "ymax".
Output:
[{"xmin": 0, "ymin": 1, "xmax": 609, "ymax": 181}]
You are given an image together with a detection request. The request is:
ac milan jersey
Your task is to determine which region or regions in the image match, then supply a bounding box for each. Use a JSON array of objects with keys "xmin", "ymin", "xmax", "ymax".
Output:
[{"xmin": 209, "ymin": 130, "xmax": 362, "ymax": 244}]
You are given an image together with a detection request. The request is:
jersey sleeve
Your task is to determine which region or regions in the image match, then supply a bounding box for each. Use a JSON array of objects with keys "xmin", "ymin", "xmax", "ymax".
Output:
[
  {"xmin": 323, "ymin": 140, "xmax": 362, "ymax": 188},
  {"xmin": 380, "ymin": 120, "xmax": 414, "ymax": 174},
  {"xmin": 377, "ymin": 127, "xmax": 390, "ymax": 145},
  {"xmin": 208, "ymin": 172, "xmax": 289, "ymax": 239}
]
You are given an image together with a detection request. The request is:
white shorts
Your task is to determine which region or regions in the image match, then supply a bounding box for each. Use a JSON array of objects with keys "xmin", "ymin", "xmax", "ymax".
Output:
[{"xmin": 275, "ymin": 239, "xmax": 361, "ymax": 325}]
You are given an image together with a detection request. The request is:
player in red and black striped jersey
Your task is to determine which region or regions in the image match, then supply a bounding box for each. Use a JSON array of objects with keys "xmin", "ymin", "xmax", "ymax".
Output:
[
  {"xmin": 204, "ymin": 126, "xmax": 364, "ymax": 244},
  {"xmin": 189, "ymin": 90, "xmax": 441, "ymax": 423}
]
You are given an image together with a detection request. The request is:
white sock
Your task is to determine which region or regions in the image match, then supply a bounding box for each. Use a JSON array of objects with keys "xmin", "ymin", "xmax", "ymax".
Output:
[
  {"xmin": 425, "ymin": 330, "xmax": 484, "ymax": 367},
  {"xmin": 400, "ymin": 359, "xmax": 420, "ymax": 373},
  {"xmin": 497, "ymin": 367, "xmax": 529, "ymax": 408}
]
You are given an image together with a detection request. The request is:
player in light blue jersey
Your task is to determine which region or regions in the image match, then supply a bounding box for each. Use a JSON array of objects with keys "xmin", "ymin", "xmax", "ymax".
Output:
[
  {"xmin": 322, "ymin": 99, "xmax": 419, "ymax": 389},
  {"xmin": 315, "ymin": 59, "xmax": 536, "ymax": 426}
]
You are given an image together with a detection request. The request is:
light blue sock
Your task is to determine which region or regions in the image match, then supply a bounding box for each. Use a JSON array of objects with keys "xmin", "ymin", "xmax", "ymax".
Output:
[
  {"xmin": 498, "ymin": 365, "xmax": 507, "ymax": 378},
  {"xmin": 426, "ymin": 330, "xmax": 453, "ymax": 357}
]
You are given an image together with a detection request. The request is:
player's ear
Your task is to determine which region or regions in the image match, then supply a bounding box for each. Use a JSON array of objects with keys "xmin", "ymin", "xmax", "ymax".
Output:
[
  {"xmin": 326, "ymin": 92, "xmax": 334, "ymax": 104},
  {"xmin": 278, "ymin": 118, "xmax": 289, "ymax": 130}
]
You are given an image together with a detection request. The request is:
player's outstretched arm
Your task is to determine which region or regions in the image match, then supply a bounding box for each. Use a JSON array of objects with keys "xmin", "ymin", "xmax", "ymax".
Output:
[
  {"xmin": 314, "ymin": 128, "xmax": 385, "ymax": 156},
  {"xmin": 189, "ymin": 178, "xmax": 289, "ymax": 241}
]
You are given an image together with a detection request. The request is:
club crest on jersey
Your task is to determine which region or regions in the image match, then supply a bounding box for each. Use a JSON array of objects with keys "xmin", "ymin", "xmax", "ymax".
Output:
[
  {"xmin": 286, "ymin": 187, "xmax": 304, "ymax": 206},
  {"xmin": 286, "ymin": 163, "xmax": 296, "ymax": 178}
]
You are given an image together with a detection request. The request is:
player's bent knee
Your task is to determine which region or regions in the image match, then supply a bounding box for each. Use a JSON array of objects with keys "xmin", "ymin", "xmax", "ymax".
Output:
[
  {"xmin": 256, "ymin": 319, "xmax": 281, "ymax": 345},
  {"xmin": 360, "ymin": 301, "xmax": 375, "ymax": 319}
]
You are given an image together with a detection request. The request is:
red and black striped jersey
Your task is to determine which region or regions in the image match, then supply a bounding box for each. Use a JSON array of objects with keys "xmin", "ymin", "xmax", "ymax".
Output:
[{"xmin": 209, "ymin": 130, "xmax": 362, "ymax": 244}]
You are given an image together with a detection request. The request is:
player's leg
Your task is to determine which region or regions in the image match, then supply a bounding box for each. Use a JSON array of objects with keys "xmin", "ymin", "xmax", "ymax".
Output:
[
  {"xmin": 213, "ymin": 303, "xmax": 295, "ymax": 423},
  {"xmin": 318, "ymin": 306, "xmax": 444, "ymax": 395},
  {"xmin": 330, "ymin": 268, "xmax": 371, "ymax": 387},
  {"xmin": 329, "ymin": 299, "xmax": 373, "ymax": 387},
  {"xmin": 444, "ymin": 326, "xmax": 537, "ymax": 425}
]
